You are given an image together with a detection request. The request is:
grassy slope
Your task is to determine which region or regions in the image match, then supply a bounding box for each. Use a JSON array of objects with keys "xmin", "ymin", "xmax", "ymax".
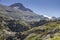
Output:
[
  {"xmin": 24, "ymin": 21, "xmax": 60, "ymax": 40},
  {"xmin": 0, "ymin": 12, "xmax": 60, "ymax": 40}
]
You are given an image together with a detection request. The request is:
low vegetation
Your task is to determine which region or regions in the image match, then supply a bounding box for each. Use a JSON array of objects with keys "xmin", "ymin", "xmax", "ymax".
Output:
[{"xmin": 0, "ymin": 12, "xmax": 60, "ymax": 40}]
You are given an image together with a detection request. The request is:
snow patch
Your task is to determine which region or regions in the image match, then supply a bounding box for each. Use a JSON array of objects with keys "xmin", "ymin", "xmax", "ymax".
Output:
[{"xmin": 43, "ymin": 15, "xmax": 52, "ymax": 19}]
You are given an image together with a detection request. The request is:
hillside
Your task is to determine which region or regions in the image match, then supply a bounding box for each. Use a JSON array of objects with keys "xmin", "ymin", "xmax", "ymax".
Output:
[
  {"xmin": 0, "ymin": 3, "xmax": 60, "ymax": 40},
  {"xmin": 0, "ymin": 11, "xmax": 60, "ymax": 40},
  {"xmin": 0, "ymin": 3, "xmax": 41, "ymax": 22},
  {"xmin": 0, "ymin": 12, "xmax": 30, "ymax": 40},
  {"xmin": 0, "ymin": 3, "xmax": 52, "ymax": 22},
  {"xmin": 23, "ymin": 21, "xmax": 60, "ymax": 40}
]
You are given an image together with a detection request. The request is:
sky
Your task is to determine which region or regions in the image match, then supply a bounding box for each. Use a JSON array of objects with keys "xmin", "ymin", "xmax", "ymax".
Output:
[{"xmin": 0, "ymin": 0, "xmax": 60, "ymax": 17}]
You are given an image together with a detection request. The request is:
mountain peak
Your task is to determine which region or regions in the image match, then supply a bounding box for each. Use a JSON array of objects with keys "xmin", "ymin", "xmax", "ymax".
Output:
[
  {"xmin": 10, "ymin": 3, "xmax": 33, "ymax": 12},
  {"xmin": 10, "ymin": 3, "xmax": 25, "ymax": 8}
]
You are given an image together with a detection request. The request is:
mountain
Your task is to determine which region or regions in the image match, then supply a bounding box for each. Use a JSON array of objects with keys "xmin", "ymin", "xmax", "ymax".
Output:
[
  {"xmin": 0, "ymin": 3, "xmax": 41, "ymax": 22},
  {"xmin": 57, "ymin": 17, "xmax": 60, "ymax": 21},
  {"xmin": 51, "ymin": 16, "xmax": 57, "ymax": 21},
  {"xmin": 10, "ymin": 3, "xmax": 33, "ymax": 12},
  {"xmin": 0, "ymin": 3, "xmax": 51, "ymax": 22},
  {"xmin": 0, "ymin": 14, "xmax": 60, "ymax": 40},
  {"xmin": 0, "ymin": 3, "xmax": 60, "ymax": 40},
  {"xmin": 0, "ymin": 12, "xmax": 60, "ymax": 40}
]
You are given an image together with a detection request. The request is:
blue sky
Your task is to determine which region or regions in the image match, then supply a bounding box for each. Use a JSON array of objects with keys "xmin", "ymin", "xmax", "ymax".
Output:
[{"xmin": 0, "ymin": 0, "xmax": 60, "ymax": 17}]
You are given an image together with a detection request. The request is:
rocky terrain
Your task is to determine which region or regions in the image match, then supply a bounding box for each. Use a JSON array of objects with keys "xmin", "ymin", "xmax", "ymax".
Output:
[{"xmin": 0, "ymin": 3, "xmax": 60, "ymax": 40}]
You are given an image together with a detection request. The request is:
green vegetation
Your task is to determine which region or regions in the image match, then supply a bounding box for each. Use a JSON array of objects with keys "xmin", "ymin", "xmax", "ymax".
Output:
[
  {"xmin": 23, "ymin": 21, "xmax": 60, "ymax": 40},
  {"xmin": 0, "ymin": 12, "xmax": 60, "ymax": 40}
]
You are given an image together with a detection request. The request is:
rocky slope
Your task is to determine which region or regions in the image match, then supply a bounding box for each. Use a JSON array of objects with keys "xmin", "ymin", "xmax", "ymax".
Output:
[
  {"xmin": 0, "ymin": 3, "xmax": 52, "ymax": 22},
  {"xmin": 0, "ymin": 12, "xmax": 60, "ymax": 40},
  {"xmin": 0, "ymin": 3, "xmax": 41, "ymax": 22},
  {"xmin": 0, "ymin": 3, "xmax": 60, "ymax": 40}
]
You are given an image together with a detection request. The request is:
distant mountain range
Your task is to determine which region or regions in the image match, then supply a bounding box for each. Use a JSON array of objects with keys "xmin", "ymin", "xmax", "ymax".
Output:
[{"xmin": 0, "ymin": 3, "xmax": 60, "ymax": 22}]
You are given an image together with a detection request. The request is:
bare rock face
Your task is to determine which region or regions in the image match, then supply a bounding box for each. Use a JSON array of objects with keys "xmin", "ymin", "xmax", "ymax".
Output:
[
  {"xmin": 10, "ymin": 3, "xmax": 33, "ymax": 12},
  {"xmin": 0, "ymin": 3, "xmax": 51, "ymax": 22},
  {"xmin": 0, "ymin": 3, "xmax": 41, "ymax": 22}
]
